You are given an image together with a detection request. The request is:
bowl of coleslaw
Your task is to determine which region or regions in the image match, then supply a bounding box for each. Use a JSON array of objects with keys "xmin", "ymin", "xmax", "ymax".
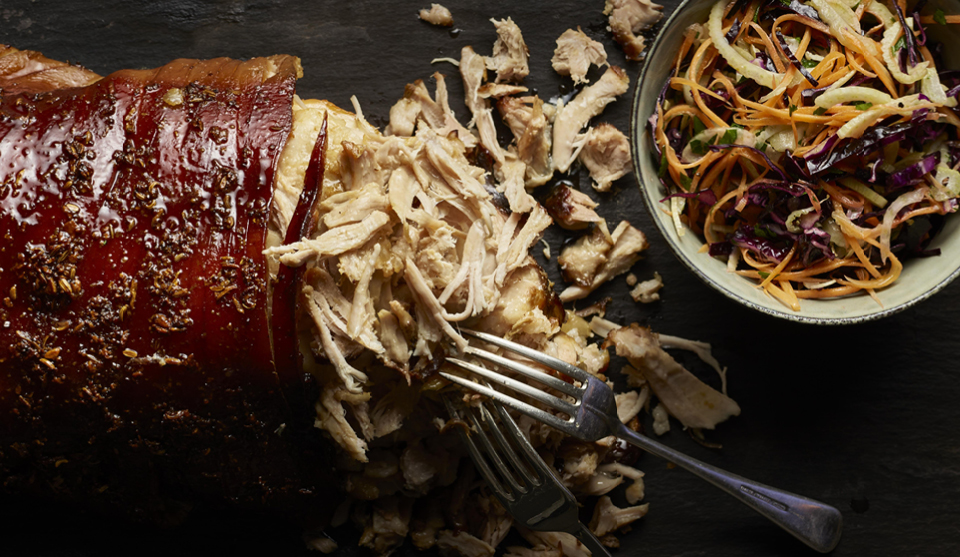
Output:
[{"xmin": 632, "ymin": 0, "xmax": 960, "ymax": 324}]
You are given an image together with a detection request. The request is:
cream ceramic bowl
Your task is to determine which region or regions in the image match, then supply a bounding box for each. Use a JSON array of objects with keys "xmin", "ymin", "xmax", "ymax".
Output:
[{"xmin": 631, "ymin": 0, "xmax": 960, "ymax": 324}]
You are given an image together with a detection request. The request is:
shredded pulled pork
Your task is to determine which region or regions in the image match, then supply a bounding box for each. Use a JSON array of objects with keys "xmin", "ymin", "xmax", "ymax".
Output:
[
  {"xmin": 578, "ymin": 123, "xmax": 633, "ymax": 192},
  {"xmin": 605, "ymin": 325, "xmax": 741, "ymax": 430},
  {"xmin": 604, "ymin": 0, "xmax": 664, "ymax": 61},
  {"xmin": 487, "ymin": 17, "xmax": 530, "ymax": 83},
  {"xmin": 552, "ymin": 28, "xmax": 608, "ymax": 84},
  {"xmin": 268, "ymin": 93, "xmax": 565, "ymax": 456},
  {"xmin": 498, "ymin": 95, "xmax": 556, "ymax": 187},
  {"xmin": 559, "ymin": 220, "xmax": 649, "ymax": 302},
  {"xmin": 553, "ymin": 66, "xmax": 630, "ymax": 173},
  {"xmin": 265, "ymin": 15, "xmax": 738, "ymax": 557},
  {"xmin": 420, "ymin": 4, "xmax": 455, "ymax": 27}
]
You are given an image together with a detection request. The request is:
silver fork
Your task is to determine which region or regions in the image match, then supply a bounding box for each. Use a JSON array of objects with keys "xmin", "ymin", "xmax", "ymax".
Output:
[
  {"xmin": 442, "ymin": 394, "xmax": 612, "ymax": 557},
  {"xmin": 440, "ymin": 330, "xmax": 843, "ymax": 554}
]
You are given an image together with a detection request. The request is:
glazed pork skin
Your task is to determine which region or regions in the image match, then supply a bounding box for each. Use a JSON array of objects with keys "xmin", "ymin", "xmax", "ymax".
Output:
[{"xmin": 0, "ymin": 54, "xmax": 333, "ymax": 522}]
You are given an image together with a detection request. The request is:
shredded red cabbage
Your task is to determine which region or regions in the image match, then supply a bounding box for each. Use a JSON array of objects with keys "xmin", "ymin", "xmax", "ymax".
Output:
[
  {"xmin": 886, "ymin": 153, "xmax": 939, "ymax": 192},
  {"xmin": 776, "ymin": 30, "xmax": 819, "ymax": 87}
]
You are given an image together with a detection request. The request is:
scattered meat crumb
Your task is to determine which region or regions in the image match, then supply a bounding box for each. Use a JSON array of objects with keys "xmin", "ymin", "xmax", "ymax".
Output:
[
  {"xmin": 626, "ymin": 273, "xmax": 638, "ymax": 287},
  {"xmin": 604, "ymin": 0, "xmax": 664, "ymax": 61},
  {"xmin": 419, "ymin": 4, "xmax": 454, "ymax": 27},
  {"xmin": 541, "ymin": 239, "xmax": 551, "ymax": 260},
  {"xmin": 651, "ymin": 402, "xmax": 670, "ymax": 435},
  {"xmin": 630, "ymin": 272, "xmax": 663, "ymax": 303},
  {"xmin": 552, "ymin": 27, "xmax": 608, "ymax": 84},
  {"xmin": 574, "ymin": 297, "xmax": 611, "ymax": 319}
]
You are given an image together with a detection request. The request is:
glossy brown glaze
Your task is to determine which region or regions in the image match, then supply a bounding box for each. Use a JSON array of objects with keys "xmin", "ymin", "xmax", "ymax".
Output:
[{"xmin": 0, "ymin": 54, "xmax": 332, "ymax": 522}]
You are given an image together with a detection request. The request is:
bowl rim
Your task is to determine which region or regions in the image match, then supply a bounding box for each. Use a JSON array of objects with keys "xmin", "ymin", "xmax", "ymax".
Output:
[{"xmin": 629, "ymin": 0, "xmax": 960, "ymax": 325}]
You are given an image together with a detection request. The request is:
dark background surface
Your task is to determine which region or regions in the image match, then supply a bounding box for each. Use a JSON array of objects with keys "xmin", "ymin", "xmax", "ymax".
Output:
[{"xmin": 1, "ymin": 1, "xmax": 958, "ymax": 556}]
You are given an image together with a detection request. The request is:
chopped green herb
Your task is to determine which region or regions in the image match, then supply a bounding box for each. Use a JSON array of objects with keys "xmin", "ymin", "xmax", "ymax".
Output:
[
  {"xmin": 658, "ymin": 151, "xmax": 668, "ymax": 178},
  {"xmin": 732, "ymin": 122, "xmax": 746, "ymax": 129},
  {"xmin": 693, "ymin": 117, "xmax": 706, "ymax": 136},
  {"xmin": 935, "ymin": 8, "xmax": 947, "ymax": 25},
  {"xmin": 754, "ymin": 224, "xmax": 776, "ymax": 239},
  {"xmin": 679, "ymin": 174, "xmax": 693, "ymax": 189},
  {"xmin": 756, "ymin": 141, "xmax": 768, "ymax": 152},
  {"xmin": 855, "ymin": 102, "xmax": 873, "ymax": 110},
  {"xmin": 801, "ymin": 57, "xmax": 819, "ymax": 69},
  {"xmin": 758, "ymin": 271, "xmax": 771, "ymax": 279},
  {"xmin": 814, "ymin": 107, "xmax": 827, "ymax": 116},
  {"xmin": 753, "ymin": 7, "xmax": 760, "ymax": 22},
  {"xmin": 720, "ymin": 128, "xmax": 739, "ymax": 145},
  {"xmin": 690, "ymin": 139, "xmax": 706, "ymax": 155},
  {"xmin": 789, "ymin": 104, "xmax": 798, "ymax": 116},
  {"xmin": 736, "ymin": 74, "xmax": 748, "ymax": 85},
  {"xmin": 893, "ymin": 36, "xmax": 905, "ymax": 55}
]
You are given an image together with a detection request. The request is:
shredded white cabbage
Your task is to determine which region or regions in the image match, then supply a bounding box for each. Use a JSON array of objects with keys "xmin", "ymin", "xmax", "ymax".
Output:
[
  {"xmin": 814, "ymin": 87, "xmax": 894, "ymax": 109},
  {"xmin": 839, "ymin": 177, "xmax": 888, "ymax": 208},
  {"xmin": 708, "ymin": 0, "xmax": 782, "ymax": 89}
]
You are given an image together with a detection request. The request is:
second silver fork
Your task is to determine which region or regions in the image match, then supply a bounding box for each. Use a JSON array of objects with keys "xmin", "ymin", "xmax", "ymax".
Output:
[
  {"xmin": 443, "ymin": 394, "xmax": 612, "ymax": 557},
  {"xmin": 441, "ymin": 329, "xmax": 843, "ymax": 554}
]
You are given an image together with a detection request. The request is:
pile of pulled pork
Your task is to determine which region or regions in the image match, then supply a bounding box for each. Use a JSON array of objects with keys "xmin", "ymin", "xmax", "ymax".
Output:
[{"xmin": 266, "ymin": 12, "xmax": 738, "ymax": 557}]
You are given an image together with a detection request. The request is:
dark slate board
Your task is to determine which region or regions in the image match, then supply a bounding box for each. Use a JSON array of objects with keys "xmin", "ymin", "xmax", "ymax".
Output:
[{"xmin": 1, "ymin": 1, "xmax": 958, "ymax": 556}]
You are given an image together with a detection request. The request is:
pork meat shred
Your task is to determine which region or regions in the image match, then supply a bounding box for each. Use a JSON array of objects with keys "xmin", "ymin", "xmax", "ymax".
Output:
[
  {"xmin": 553, "ymin": 66, "xmax": 630, "ymax": 173},
  {"xmin": 542, "ymin": 184, "xmax": 602, "ymax": 230},
  {"xmin": 519, "ymin": 530, "xmax": 590, "ymax": 557},
  {"xmin": 497, "ymin": 95, "xmax": 555, "ymax": 187},
  {"xmin": 420, "ymin": 4, "xmax": 455, "ymax": 27},
  {"xmin": 604, "ymin": 0, "xmax": 664, "ymax": 61},
  {"xmin": 437, "ymin": 530, "xmax": 496, "ymax": 557},
  {"xmin": 551, "ymin": 28, "xmax": 608, "ymax": 84},
  {"xmin": 486, "ymin": 17, "xmax": 530, "ymax": 83},
  {"xmin": 559, "ymin": 220, "xmax": 649, "ymax": 302},
  {"xmin": 389, "ymin": 74, "xmax": 477, "ymax": 147},
  {"xmin": 605, "ymin": 325, "xmax": 741, "ymax": 430},
  {"xmin": 460, "ymin": 46, "xmax": 507, "ymax": 167},
  {"xmin": 589, "ymin": 496, "xmax": 649, "ymax": 536},
  {"xmin": 577, "ymin": 123, "xmax": 632, "ymax": 192},
  {"xmin": 504, "ymin": 546, "xmax": 562, "ymax": 557}
]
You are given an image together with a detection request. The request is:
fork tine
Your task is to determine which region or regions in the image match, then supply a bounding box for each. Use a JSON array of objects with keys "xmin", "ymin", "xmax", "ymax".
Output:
[
  {"xmin": 463, "ymin": 346, "xmax": 582, "ymax": 398},
  {"xmin": 441, "ymin": 395, "xmax": 507, "ymax": 497},
  {"xmin": 447, "ymin": 357, "xmax": 578, "ymax": 416},
  {"xmin": 477, "ymin": 402, "xmax": 541, "ymax": 488},
  {"xmin": 440, "ymin": 372, "xmax": 574, "ymax": 434},
  {"xmin": 463, "ymin": 402, "xmax": 528, "ymax": 495},
  {"xmin": 461, "ymin": 329, "xmax": 592, "ymax": 383},
  {"xmin": 490, "ymin": 402, "xmax": 557, "ymax": 482}
]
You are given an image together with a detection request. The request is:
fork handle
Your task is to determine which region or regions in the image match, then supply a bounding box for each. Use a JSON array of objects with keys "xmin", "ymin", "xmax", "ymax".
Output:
[{"xmin": 611, "ymin": 421, "xmax": 842, "ymax": 553}]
